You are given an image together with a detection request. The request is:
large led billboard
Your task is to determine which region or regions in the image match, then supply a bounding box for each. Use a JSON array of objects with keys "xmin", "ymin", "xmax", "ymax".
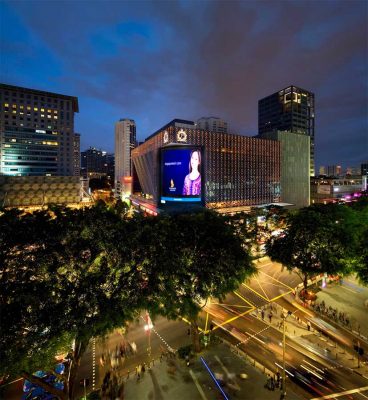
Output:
[{"xmin": 160, "ymin": 146, "xmax": 204, "ymax": 204}]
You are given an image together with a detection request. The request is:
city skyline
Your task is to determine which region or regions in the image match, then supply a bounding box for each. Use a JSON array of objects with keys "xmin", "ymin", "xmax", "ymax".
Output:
[{"xmin": 1, "ymin": 0, "xmax": 367, "ymax": 169}]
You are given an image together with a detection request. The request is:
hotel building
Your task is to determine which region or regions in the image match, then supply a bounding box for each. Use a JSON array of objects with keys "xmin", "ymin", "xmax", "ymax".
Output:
[{"xmin": 0, "ymin": 83, "xmax": 79, "ymax": 176}]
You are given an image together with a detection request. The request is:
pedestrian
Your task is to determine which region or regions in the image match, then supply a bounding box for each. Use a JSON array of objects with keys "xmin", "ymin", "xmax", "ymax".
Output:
[
  {"xmin": 142, "ymin": 364, "xmax": 146, "ymax": 374},
  {"xmin": 268, "ymin": 312, "xmax": 273, "ymax": 323},
  {"xmin": 261, "ymin": 309, "xmax": 265, "ymax": 320},
  {"xmin": 137, "ymin": 364, "xmax": 141, "ymax": 380},
  {"xmin": 270, "ymin": 376, "xmax": 275, "ymax": 391},
  {"xmin": 307, "ymin": 322, "xmax": 311, "ymax": 331}
]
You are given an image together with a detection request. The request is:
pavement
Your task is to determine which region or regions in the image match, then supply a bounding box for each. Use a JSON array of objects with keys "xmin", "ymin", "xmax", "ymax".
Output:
[
  {"xmin": 120, "ymin": 342, "xmax": 303, "ymax": 400},
  {"xmin": 311, "ymin": 276, "xmax": 368, "ymax": 339}
]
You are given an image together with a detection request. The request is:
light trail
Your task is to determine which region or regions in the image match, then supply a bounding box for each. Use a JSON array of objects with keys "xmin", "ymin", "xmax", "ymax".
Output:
[
  {"xmin": 310, "ymin": 386, "xmax": 368, "ymax": 400},
  {"xmin": 200, "ymin": 356, "xmax": 230, "ymax": 400}
]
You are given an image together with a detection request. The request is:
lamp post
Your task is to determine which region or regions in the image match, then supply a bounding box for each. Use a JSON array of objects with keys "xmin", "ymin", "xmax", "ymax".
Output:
[
  {"xmin": 281, "ymin": 310, "xmax": 292, "ymax": 400},
  {"xmin": 144, "ymin": 312, "xmax": 153, "ymax": 360}
]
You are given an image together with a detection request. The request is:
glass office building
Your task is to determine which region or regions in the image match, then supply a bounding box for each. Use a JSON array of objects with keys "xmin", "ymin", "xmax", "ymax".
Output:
[{"xmin": 258, "ymin": 85, "xmax": 315, "ymax": 176}]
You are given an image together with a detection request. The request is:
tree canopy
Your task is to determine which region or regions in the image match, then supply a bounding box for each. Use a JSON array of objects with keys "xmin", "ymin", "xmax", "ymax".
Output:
[
  {"xmin": 265, "ymin": 203, "xmax": 365, "ymax": 289},
  {"xmin": 0, "ymin": 204, "xmax": 254, "ymax": 398}
]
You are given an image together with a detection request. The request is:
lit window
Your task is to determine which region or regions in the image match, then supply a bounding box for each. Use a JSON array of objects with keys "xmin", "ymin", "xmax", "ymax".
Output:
[
  {"xmin": 20, "ymin": 105, "xmax": 24, "ymax": 109},
  {"xmin": 47, "ymin": 109, "xmax": 51, "ymax": 113},
  {"xmin": 4, "ymin": 144, "xmax": 11, "ymax": 148},
  {"xmin": 54, "ymin": 110, "xmax": 58, "ymax": 114},
  {"xmin": 54, "ymin": 116, "xmax": 58, "ymax": 119},
  {"xmin": 41, "ymin": 114, "xmax": 44, "ymax": 117},
  {"xmin": 34, "ymin": 107, "xmax": 38, "ymax": 111},
  {"xmin": 47, "ymin": 115, "xmax": 51, "ymax": 118},
  {"xmin": 41, "ymin": 108, "xmax": 44, "ymax": 112},
  {"xmin": 27, "ymin": 106, "xmax": 31, "ymax": 110},
  {"xmin": 12, "ymin": 104, "xmax": 17, "ymax": 108},
  {"xmin": 11, "ymin": 139, "xmax": 16, "ymax": 142},
  {"xmin": 12, "ymin": 110, "xmax": 16, "ymax": 114}
]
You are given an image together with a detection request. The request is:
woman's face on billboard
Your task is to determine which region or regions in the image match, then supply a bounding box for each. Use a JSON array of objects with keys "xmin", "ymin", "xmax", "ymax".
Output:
[{"xmin": 191, "ymin": 151, "xmax": 200, "ymax": 171}]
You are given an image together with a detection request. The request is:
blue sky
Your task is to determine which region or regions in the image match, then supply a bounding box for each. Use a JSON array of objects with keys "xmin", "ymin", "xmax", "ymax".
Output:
[{"xmin": 1, "ymin": 0, "xmax": 367, "ymax": 169}]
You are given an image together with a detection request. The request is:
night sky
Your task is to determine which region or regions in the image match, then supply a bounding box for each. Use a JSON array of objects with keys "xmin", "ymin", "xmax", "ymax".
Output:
[{"xmin": 1, "ymin": 0, "xmax": 367, "ymax": 170}]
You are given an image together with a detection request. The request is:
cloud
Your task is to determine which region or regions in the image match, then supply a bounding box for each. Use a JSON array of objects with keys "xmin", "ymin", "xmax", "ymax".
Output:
[{"xmin": 1, "ymin": 0, "xmax": 367, "ymax": 167}]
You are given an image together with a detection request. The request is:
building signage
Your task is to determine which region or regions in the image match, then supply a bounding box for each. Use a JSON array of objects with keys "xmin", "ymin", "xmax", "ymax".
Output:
[{"xmin": 160, "ymin": 145, "xmax": 203, "ymax": 204}]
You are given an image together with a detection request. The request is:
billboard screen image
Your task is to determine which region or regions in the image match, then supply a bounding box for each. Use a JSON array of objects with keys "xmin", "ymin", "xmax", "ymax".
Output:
[{"xmin": 161, "ymin": 146, "xmax": 203, "ymax": 203}]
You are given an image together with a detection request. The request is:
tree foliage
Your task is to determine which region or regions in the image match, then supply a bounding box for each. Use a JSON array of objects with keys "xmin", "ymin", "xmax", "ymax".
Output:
[
  {"xmin": 0, "ymin": 205, "xmax": 254, "ymax": 396},
  {"xmin": 265, "ymin": 203, "xmax": 364, "ymax": 290}
]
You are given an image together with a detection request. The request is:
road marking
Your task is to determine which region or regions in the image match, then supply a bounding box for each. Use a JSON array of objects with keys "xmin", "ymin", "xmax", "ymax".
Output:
[
  {"xmin": 259, "ymin": 270, "xmax": 294, "ymax": 291},
  {"xmin": 310, "ymin": 385, "xmax": 368, "ymax": 399},
  {"xmin": 234, "ymin": 290, "xmax": 256, "ymax": 307},
  {"xmin": 242, "ymin": 283, "xmax": 269, "ymax": 302},
  {"xmin": 189, "ymin": 369, "xmax": 208, "ymax": 400},
  {"xmin": 209, "ymin": 306, "xmax": 255, "ymax": 332},
  {"xmin": 254, "ymin": 275, "xmax": 270, "ymax": 300}
]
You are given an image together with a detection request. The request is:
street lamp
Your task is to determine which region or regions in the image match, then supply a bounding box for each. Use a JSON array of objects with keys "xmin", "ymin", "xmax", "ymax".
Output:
[
  {"xmin": 144, "ymin": 312, "xmax": 153, "ymax": 360},
  {"xmin": 281, "ymin": 310, "xmax": 292, "ymax": 400}
]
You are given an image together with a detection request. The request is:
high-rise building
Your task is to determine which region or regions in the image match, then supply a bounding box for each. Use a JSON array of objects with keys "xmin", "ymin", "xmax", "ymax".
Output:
[
  {"xmin": 81, "ymin": 147, "xmax": 107, "ymax": 178},
  {"xmin": 259, "ymin": 131, "xmax": 310, "ymax": 208},
  {"xmin": 0, "ymin": 83, "xmax": 79, "ymax": 176},
  {"xmin": 105, "ymin": 153, "xmax": 115, "ymax": 182},
  {"xmin": 361, "ymin": 162, "xmax": 368, "ymax": 176},
  {"xmin": 114, "ymin": 119, "xmax": 136, "ymax": 199},
  {"xmin": 326, "ymin": 165, "xmax": 342, "ymax": 177},
  {"xmin": 196, "ymin": 117, "xmax": 228, "ymax": 134},
  {"xmin": 319, "ymin": 166, "xmax": 326, "ymax": 176},
  {"xmin": 258, "ymin": 85, "xmax": 315, "ymax": 176},
  {"xmin": 346, "ymin": 166, "xmax": 361, "ymax": 176},
  {"xmin": 73, "ymin": 133, "xmax": 80, "ymax": 176}
]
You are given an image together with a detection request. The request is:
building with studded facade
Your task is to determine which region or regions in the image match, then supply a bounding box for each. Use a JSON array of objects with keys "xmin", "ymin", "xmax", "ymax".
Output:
[{"xmin": 131, "ymin": 119, "xmax": 281, "ymax": 214}]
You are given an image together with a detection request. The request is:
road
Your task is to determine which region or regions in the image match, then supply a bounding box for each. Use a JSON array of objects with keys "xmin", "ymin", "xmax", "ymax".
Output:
[
  {"xmin": 200, "ymin": 258, "xmax": 368, "ymax": 399},
  {"xmin": 3, "ymin": 257, "xmax": 368, "ymax": 400}
]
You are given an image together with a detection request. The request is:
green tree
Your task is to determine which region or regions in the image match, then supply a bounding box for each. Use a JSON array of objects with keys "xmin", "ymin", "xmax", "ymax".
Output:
[
  {"xmin": 350, "ymin": 197, "xmax": 368, "ymax": 285},
  {"xmin": 0, "ymin": 204, "xmax": 144, "ymax": 399},
  {"xmin": 144, "ymin": 210, "xmax": 255, "ymax": 351},
  {"xmin": 265, "ymin": 203, "xmax": 360, "ymax": 292}
]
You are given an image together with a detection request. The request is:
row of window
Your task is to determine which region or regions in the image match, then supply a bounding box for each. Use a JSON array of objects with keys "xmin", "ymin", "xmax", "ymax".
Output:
[
  {"xmin": 1, "ymin": 91, "xmax": 72, "ymax": 110},
  {"xmin": 3, "ymin": 104, "xmax": 58, "ymax": 113}
]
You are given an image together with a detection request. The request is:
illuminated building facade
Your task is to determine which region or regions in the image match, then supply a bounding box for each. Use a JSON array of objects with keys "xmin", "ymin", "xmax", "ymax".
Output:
[
  {"xmin": 0, "ymin": 175, "xmax": 81, "ymax": 208},
  {"xmin": 311, "ymin": 176, "xmax": 364, "ymax": 204},
  {"xmin": 81, "ymin": 147, "xmax": 108, "ymax": 178},
  {"xmin": 0, "ymin": 83, "xmax": 79, "ymax": 176},
  {"xmin": 131, "ymin": 119, "xmax": 281, "ymax": 213},
  {"xmin": 73, "ymin": 133, "xmax": 80, "ymax": 176},
  {"xmin": 258, "ymin": 85, "xmax": 315, "ymax": 176},
  {"xmin": 114, "ymin": 118, "xmax": 136, "ymax": 199}
]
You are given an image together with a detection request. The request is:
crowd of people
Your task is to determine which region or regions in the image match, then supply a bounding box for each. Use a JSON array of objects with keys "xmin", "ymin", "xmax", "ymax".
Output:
[
  {"xmin": 312, "ymin": 300, "xmax": 352, "ymax": 328},
  {"xmin": 99, "ymin": 341, "xmax": 138, "ymax": 371}
]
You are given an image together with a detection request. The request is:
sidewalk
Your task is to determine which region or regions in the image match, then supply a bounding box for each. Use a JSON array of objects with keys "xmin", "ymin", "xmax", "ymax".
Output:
[
  {"xmin": 121, "ymin": 342, "xmax": 303, "ymax": 400},
  {"xmin": 311, "ymin": 276, "xmax": 368, "ymax": 339}
]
